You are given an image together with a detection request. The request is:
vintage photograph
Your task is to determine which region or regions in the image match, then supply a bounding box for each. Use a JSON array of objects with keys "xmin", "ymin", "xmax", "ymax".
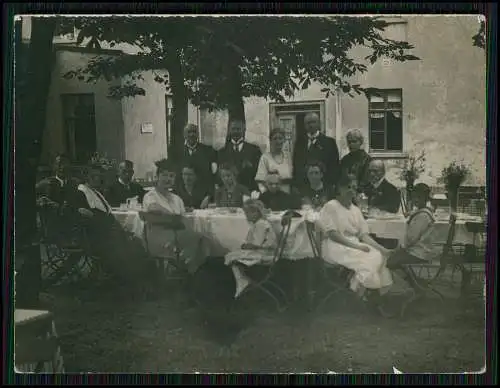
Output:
[{"xmin": 13, "ymin": 14, "xmax": 487, "ymax": 374}]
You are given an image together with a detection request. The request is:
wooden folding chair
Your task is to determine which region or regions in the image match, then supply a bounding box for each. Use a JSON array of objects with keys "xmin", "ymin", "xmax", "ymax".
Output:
[
  {"xmin": 237, "ymin": 210, "xmax": 302, "ymax": 312},
  {"xmin": 305, "ymin": 220, "xmax": 353, "ymax": 311},
  {"xmin": 399, "ymin": 214, "xmax": 458, "ymax": 317}
]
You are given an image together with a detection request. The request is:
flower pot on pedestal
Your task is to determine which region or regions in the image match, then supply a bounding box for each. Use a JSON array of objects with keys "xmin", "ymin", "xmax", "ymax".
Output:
[
  {"xmin": 405, "ymin": 181, "xmax": 415, "ymax": 214},
  {"xmin": 445, "ymin": 187, "xmax": 459, "ymax": 213}
]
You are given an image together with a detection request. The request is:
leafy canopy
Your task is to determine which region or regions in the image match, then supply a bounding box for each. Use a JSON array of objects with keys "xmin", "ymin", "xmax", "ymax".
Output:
[
  {"xmin": 472, "ymin": 20, "xmax": 485, "ymax": 50},
  {"xmin": 58, "ymin": 16, "xmax": 420, "ymax": 110}
]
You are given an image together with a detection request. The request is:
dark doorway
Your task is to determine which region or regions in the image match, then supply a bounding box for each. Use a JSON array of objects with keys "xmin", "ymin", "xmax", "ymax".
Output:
[{"xmin": 61, "ymin": 94, "xmax": 97, "ymax": 163}]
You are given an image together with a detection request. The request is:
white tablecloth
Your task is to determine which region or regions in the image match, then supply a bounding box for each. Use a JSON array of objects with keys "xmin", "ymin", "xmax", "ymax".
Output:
[{"xmin": 112, "ymin": 209, "xmax": 480, "ymax": 259}]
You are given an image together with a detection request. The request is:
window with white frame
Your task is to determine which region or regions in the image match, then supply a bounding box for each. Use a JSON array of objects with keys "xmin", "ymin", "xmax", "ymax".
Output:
[{"xmin": 368, "ymin": 89, "xmax": 403, "ymax": 152}]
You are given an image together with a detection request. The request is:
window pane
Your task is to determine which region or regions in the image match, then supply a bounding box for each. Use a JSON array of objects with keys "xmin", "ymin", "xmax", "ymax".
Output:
[
  {"xmin": 369, "ymin": 112, "xmax": 385, "ymax": 119},
  {"xmin": 369, "ymin": 113, "xmax": 385, "ymax": 131},
  {"xmin": 386, "ymin": 111, "xmax": 403, "ymax": 151},
  {"xmin": 387, "ymin": 102, "xmax": 402, "ymax": 110},
  {"xmin": 387, "ymin": 90, "xmax": 402, "ymax": 102},
  {"xmin": 369, "ymin": 102, "xmax": 385, "ymax": 110},
  {"xmin": 370, "ymin": 132, "xmax": 385, "ymax": 150},
  {"xmin": 369, "ymin": 94, "xmax": 384, "ymax": 103},
  {"xmin": 370, "ymin": 111, "xmax": 386, "ymax": 150}
]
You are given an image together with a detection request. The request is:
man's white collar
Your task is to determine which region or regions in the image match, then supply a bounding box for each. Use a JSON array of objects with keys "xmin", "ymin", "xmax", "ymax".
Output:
[
  {"xmin": 185, "ymin": 140, "xmax": 198, "ymax": 149},
  {"xmin": 119, "ymin": 178, "xmax": 130, "ymax": 186},
  {"xmin": 373, "ymin": 177, "xmax": 385, "ymax": 189},
  {"xmin": 307, "ymin": 131, "xmax": 320, "ymax": 140}
]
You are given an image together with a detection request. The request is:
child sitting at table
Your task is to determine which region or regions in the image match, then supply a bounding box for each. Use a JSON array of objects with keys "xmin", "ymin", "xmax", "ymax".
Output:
[
  {"xmin": 225, "ymin": 199, "xmax": 278, "ymax": 298},
  {"xmin": 386, "ymin": 183, "xmax": 441, "ymax": 288}
]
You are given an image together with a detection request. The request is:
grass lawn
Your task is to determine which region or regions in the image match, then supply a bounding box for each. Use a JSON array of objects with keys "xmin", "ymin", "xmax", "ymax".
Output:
[{"xmin": 37, "ymin": 263, "xmax": 485, "ymax": 374}]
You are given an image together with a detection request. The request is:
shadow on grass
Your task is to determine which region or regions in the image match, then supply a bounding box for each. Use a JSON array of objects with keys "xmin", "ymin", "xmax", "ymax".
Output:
[{"xmin": 39, "ymin": 263, "xmax": 485, "ymax": 373}]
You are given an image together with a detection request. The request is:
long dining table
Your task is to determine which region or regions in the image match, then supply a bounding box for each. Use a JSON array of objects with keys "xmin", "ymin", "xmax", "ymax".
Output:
[
  {"xmin": 113, "ymin": 207, "xmax": 483, "ymax": 307},
  {"xmin": 112, "ymin": 207, "xmax": 481, "ymax": 259}
]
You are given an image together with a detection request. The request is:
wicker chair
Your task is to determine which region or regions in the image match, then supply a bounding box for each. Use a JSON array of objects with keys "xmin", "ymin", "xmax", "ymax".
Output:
[{"xmin": 37, "ymin": 205, "xmax": 100, "ymax": 289}]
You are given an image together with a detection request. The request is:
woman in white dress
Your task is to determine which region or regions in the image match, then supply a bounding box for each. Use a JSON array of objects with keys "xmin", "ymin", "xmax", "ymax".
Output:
[
  {"xmin": 142, "ymin": 159, "xmax": 209, "ymax": 273},
  {"xmin": 255, "ymin": 127, "xmax": 293, "ymax": 193},
  {"xmin": 317, "ymin": 174, "xmax": 393, "ymax": 300}
]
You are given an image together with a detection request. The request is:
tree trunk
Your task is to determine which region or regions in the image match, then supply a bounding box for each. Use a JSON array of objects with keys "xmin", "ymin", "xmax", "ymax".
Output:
[
  {"xmin": 224, "ymin": 53, "xmax": 246, "ymax": 130},
  {"xmin": 166, "ymin": 49, "xmax": 188, "ymax": 162},
  {"xmin": 15, "ymin": 17, "xmax": 56, "ymax": 308}
]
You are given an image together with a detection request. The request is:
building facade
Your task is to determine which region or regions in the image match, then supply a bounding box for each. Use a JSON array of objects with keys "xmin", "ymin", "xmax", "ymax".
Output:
[
  {"xmin": 201, "ymin": 15, "xmax": 487, "ymax": 187},
  {"xmin": 22, "ymin": 15, "xmax": 486, "ymax": 185}
]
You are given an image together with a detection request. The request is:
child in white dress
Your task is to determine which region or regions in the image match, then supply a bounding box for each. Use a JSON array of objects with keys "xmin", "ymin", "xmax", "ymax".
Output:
[{"xmin": 225, "ymin": 199, "xmax": 278, "ymax": 298}]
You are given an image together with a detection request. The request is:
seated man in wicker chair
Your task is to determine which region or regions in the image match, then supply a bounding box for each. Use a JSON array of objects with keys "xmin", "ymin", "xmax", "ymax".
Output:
[
  {"xmin": 37, "ymin": 157, "xmax": 153, "ymax": 291},
  {"xmin": 76, "ymin": 163, "xmax": 153, "ymax": 287}
]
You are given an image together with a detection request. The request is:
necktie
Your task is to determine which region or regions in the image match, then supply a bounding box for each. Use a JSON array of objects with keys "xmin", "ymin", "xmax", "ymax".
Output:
[
  {"xmin": 307, "ymin": 137, "xmax": 317, "ymax": 149},
  {"xmin": 232, "ymin": 140, "xmax": 243, "ymax": 152},
  {"xmin": 187, "ymin": 145, "xmax": 197, "ymax": 156}
]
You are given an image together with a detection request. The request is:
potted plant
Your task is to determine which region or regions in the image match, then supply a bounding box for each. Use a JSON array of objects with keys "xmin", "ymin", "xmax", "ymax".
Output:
[
  {"xmin": 437, "ymin": 161, "xmax": 471, "ymax": 212},
  {"xmin": 398, "ymin": 150, "xmax": 426, "ymax": 213},
  {"xmin": 90, "ymin": 152, "xmax": 118, "ymax": 187}
]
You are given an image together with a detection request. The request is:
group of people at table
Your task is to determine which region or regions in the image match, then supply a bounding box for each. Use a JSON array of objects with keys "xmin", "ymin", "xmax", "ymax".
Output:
[{"xmin": 35, "ymin": 113, "xmax": 441, "ymax": 315}]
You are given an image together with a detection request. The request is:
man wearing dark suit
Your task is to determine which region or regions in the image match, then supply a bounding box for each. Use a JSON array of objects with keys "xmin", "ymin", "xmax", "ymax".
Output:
[
  {"xmin": 104, "ymin": 160, "xmax": 146, "ymax": 207},
  {"xmin": 363, "ymin": 159, "xmax": 401, "ymax": 214},
  {"xmin": 217, "ymin": 119, "xmax": 262, "ymax": 192},
  {"xmin": 35, "ymin": 154, "xmax": 90, "ymax": 244},
  {"xmin": 169, "ymin": 123, "xmax": 218, "ymax": 193},
  {"xmin": 292, "ymin": 112, "xmax": 340, "ymax": 190}
]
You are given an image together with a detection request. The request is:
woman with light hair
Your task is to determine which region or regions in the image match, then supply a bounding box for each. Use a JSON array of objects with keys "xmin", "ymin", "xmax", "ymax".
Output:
[
  {"xmin": 339, "ymin": 129, "xmax": 372, "ymax": 191},
  {"xmin": 255, "ymin": 127, "xmax": 293, "ymax": 193},
  {"xmin": 224, "ymin": 199, "xmax": 278, "ymax": 298}
]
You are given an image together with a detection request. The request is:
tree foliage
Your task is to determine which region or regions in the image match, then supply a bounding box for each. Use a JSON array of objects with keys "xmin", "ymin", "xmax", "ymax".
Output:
[
  {"xmin": 472, "ymin": 20, "xmax": 485, "ymax": 50},
  {"xmin": 58, "ymin": 16, "xmax": 420, "ymax": 108}
]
